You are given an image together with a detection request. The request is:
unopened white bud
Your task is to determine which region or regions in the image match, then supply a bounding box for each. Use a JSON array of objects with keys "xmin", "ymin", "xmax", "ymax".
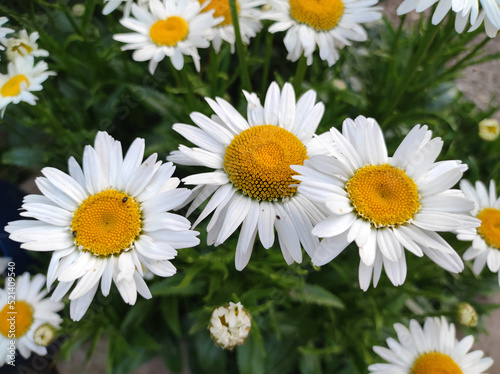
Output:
[{"xmin": 209, "ymin": 302, "xmax": 251, "ymax": 350}]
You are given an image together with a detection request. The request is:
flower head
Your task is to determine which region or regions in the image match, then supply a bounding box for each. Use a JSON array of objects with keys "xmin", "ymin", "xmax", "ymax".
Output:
[
  {"xmin": 292, "ymin": 116, "xmax": 479, "ymax": 290},
  {"xmin": 0, "ymin": 17, "xmax": 14, "ymax": 51},
  {"xmin": 457, "ymin": 179, "xmax": 500, "ymax": 285},
  {"xmin": 262, "ymin": 0, "xmax": 382, "ymax": 66},
  {"xmin": 369, "ymin": 316, "xmax": 493, "ymax": 373},
  {"xmin": 0, "ymin": 55, "xmax": 54, "ymax": 117},
  {"xmin": 209, "ymin": 301, "xmax": 251, "ymax": 349},
  {"xmin": 458, "ymin": 302, "xmax": 478, "ymax": 327},
  {"xmin": 168, "ymin": 81, "xmax": 328, "ymax": 270},
  {"xmin": 0, "ymin": 273, "xmax": 63, "ymax": 366},
  {"xmin": 1, "ymin": 30, "xmax": 49, "ymax": 61},
  {"xmin": 5, "ymin": 131, "xmax": 200, "ymax": 321},
  {"xmin": 113, "ymin": 0, "xmax": 222, "ymax": 74},
  {"xmin": 102, "ymin": 0, "xmax": 150, "ymax": 17},
  {"xmin": 200, "ymin": 0, "xmax": 264, "ymax": 52},
  {"xmin": 478, "ymin": 118, "xmax": 499, "ymax": 141}
]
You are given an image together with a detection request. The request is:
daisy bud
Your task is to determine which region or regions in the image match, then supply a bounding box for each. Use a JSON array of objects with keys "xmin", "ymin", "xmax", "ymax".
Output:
[
  {"xmin": 72, "ymin": 4, "xmax": 86, "ymax": 17},
  {"xmin": 33, "ymin": 323, "xmax": 57, "ymax": 346},
  {"xmin": 209, "ymin": 302, "xmax": 251, "ymax": 350},
  {"xmin": 458, "ymin": 302, "xmax": 478, "ymax": 327},
  {"xmin": 479, "ymin": 118, "xmax": 499, "ymax": 141}
]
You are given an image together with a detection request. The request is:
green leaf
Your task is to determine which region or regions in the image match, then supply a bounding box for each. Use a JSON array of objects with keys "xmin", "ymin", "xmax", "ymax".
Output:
[
  {"xmin": 2, "ymin": 147, "xmax": 46, "ymax": 167},
  {"xmin": 161, "ymin": 297, "xmax": 182, "ymax": 337},
  {"xmin": 237, "ymin": 326, "xmax": 265, "ymax": 374},
  {"xmin": 290, "ymin": 284, "xmax": 345, "ymax": 310}
]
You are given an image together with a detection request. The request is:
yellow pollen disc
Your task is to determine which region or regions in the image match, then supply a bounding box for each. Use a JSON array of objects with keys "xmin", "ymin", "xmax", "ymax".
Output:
[
  {"xmin": 346, "ymin": 163, "xmax": 420, "ymax": 227},
  {"xmin": 410, "ymin": 352, "xmax": 463, "ymax": 374},
  {"xmin": 71, "ymin": 189, "xmax": 142, "ymax": 257},
  {"xmin": 1, "ymin": 74, "xmax": 29, "ymax": 97},
  {"xmin": 289, "ymin": 0, "xmax": 345, "ymax": 31},
  {"xmin": 477, "ymin": 208, "xmax": 500, "ymax": 249},
  {"xmin": 12, "ymin": 42, "xmax": 34, "ymax": 56},
  {"xmin": 0, "ymin": 301, "xmax": 34, "ymax": 338},
  {"xmin": 149, "ymin": 16, "xmax": 189, "ymax": 46},
  {"xmin": 199, "ymin": 0, "xmax": 240, "ymax": 26},
  {"xmin": 223, "ymin": 125, "xmax": 308, "ymax": 201}
]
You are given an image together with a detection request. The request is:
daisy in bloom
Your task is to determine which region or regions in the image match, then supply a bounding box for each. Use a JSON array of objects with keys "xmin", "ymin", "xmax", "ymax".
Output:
[
  {"xmin": 369, "ymin": 316, "xmax": 494, "ymax": 373},
  {"xmin": 1, "ymin": 30, "xmax": 49, "ymax": 61},
  {"xmin": 102, "ymin": 0, "xmax": 150, "ymax": 18},
  {"xmin": 261, "ymin": 0, "xmax": 382, "ymax": 66},
  {"xmin": 0, "ymin": 273, "xmax": 63, "ymax": 366},
  {"xmin": 397, "ymin": 0, "xmax": 500, "ymax": 35},
  {"xmin": 199, "ymin": 0, "xmax": 264, "ymax": 52},
  {"xmin": 456, "ymin": 179, "xmax": 500, "ymax": 285},
  {"xmin": 5, "ymin": 131, "xmax": 200, "ymax": 321},
  {"xmin": 469, "ymin": 1, "xmax": 500, "ymax": 37},
  {"xmin": 113, "ymin": 0, "xmax": 222, "ymax": 74},
  {"xmin": 168, "ymin": 81, "xmax": 328, "ymax": 270},
  {"xmin": 292, "ymin": 116, "xmax": 479, "ymax": 290},
  {"xmin": 0, "ymin": 17, "xmax": 13, "ymax": 51},
  {"xmin": 0, "ymin": 55, "xmax": 54, "ymax": 117}
]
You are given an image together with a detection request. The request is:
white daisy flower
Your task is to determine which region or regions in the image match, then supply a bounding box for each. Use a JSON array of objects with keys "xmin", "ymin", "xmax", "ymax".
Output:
[
  {"xmin": 0, "ymin": 55, "xmax": 54, "ymax": 117},
  {"xmin": 102, "ymin": 0, "xmax": 150, "ymax": 18},
  {"xmin": 457, "ymin": 179, "xmax": 500, "ymax": 285},
  {"xmin": 369, "ymin": 316, "xmax": 494, "ymax": 373},
  {"xmin": 261, "ymin": 0, "xmax": 382, "ymax": 66},
  {"xmin": 1, "ymin": 30, "xmax": 49, "ymax": 61},
  {"xmin": 5, "ymin": 131, "xmax": 200, "ymax": 321},
  {"xmin": 292, "ymin": 116, "xmax": 479, "ymax": 290},
  {"xmin": 113, "ymin": 0, "xmax": 222, "ymax": 74},
  {"xmin": 199, "ymin": 0, "xmax": 264, "ymax": 53},
  {"xmin": 0, "ymin": 273, "xmax": 63, "ymax": 366},
  {"xmin": 168, "ymin": 81, "xmax": 328, "ymax": 270},
  {"xmin": 0, "ymin": 17, "xmax": 14, "ymax": 51},
  {"xmin": 209, "ymin": 301, "xmax": 251, "ymax": 349},
  {"xmin": 469, "ymin": 1, "xmax": 500, "ymax": 37}
]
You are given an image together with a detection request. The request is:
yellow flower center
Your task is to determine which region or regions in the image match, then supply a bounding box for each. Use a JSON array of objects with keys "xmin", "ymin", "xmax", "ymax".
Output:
[
  {"xmin": 11, "ymin": 42, "xmax": 34, "ymax": 56},
  {"xmin": 149, "ymin": 16, "xmax": 189, "ymax": 46},
  {"xmin": 223, "ymin": 125, "xmax": 308, "ymax": 201},
  {"xmin": 71, "ymin": 189, "xmax": 142, "ymax": 257},
  {"xmin": 289, "ymin": 0, "xmax": 345, "ymax": 31},
  {"xmin": 346, "ymin": 164, "xmax": 420, "ymax": 227},
  {"xmin": 477, "ymin": 208, "xmax": 500, "ymax": 249},
  {"xmin": 0, "ymin": 301, "xmax": 34, "ymax": 338},
  {"xmin": 410, "ymin": 352, "xmax": 463, "ymax": 374},
  {"xmin": 199, "ymin": 0, "xmax": 240, "ymax": 26},
  {"xmin": 1, "ymin": 74, "xmax": 29, "ymax": 97}
]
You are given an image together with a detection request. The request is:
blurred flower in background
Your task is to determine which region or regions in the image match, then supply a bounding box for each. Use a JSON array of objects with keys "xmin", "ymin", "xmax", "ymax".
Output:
[
  {"xmin": 478, "ymin": 118, "xmax": 500, "ymax": 141},
  {"xmin": 1, "ymin": 30, "xmax": 49, "ymax": 61}
]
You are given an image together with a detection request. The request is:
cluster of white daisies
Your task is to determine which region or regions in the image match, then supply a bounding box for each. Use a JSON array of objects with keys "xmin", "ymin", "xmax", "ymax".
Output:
[
  {"xmin": 0, "ymin": 17, "xmax": 54, "ymax": 117},
  {"xmin": 1, "ymin": 0, "xmax": 500, "ymax": 371}
]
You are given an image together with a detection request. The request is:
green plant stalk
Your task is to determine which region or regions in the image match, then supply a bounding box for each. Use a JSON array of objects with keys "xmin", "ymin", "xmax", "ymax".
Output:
[
  {"xmin": 293, "ymin": 55, "xmax": 307, "ymax": 95},
  {"xmin": 382, "ymin": 23, "xmax": 440, "ymax": 122},
  {"xmin": 229, "ymin": 0, "xmax": 252, "ymax": 92},
  {"xmin": 261, "ymin": 31, "xmax": 274, "ymax": 94}
]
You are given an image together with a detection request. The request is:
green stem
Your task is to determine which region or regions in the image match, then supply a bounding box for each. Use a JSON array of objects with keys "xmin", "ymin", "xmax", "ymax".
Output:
[
  {"xmin": 229, "ymin": 0, "xmax": 252, "ymax": 92},
  {"xmin": 382, "ymin": 24, "xmax": 440, "ymax": 123},
  {"xmin": 391, "ymin": 14, "xmax": 406, "ymax": 56},
  {"xmin": 261, "ymin": 32, "xmax": 274, "ymax": 95},
  {"xmin": 293, "ymin": 55, "xmax": 307, "ymax": 95},
  {"xmin": 209, "ymin": 46, "xmax": 219, "ymax": 97},
  {"xmin": 179, "ymin": 68, "xmax": 197, "ymax": 109}
]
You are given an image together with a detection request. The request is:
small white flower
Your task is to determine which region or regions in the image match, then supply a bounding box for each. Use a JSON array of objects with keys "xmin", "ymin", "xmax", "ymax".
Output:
[
  {"xmin": 478, "ymin": 118, "xmax": 500, "ymax": 141},
  {"xmin": 0, "ymin": 55, "xmax": 55, "ymax": 117},
  {"xmin": 261, "ymin": 0, "xmax": 382, "ymax": 66},
  {"xmin": 113, "ymin": 0, "xmax": 222, "ymax": 74},
  {"xmin": 5, "ymin": 131, "xmax": 200, "ymax": 321},
  {"xmin": 1, "ymin": 30, "xmax": 49, "ymax": 61},
  {"xmin": 0, "ymin": 273, "xmax": 63, "ymax": 367},
  {"xmin": 200, "ymin": 0, "xmax": 265, "ymax": 53},
  {"xmin": 369, "ymin": 316, "xmax": 493, "ymax": 373},
  {"xmin": 457, "ymin": 179, "xmax": 500, "ymax": 285},
  {"xmin": 102, "ymin": 0, "xmax": 150, "ymax": 18},
  {"xmin": 292, "ymin": 117, "xmax": 479, "ymax": 290},
  {"xmin": 209, "ymin": 301, "xmax": 251, "ymax": 349},
  {"xmin": 0, "ymin": 17, "xmax": 14, "ymax": 51}
]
